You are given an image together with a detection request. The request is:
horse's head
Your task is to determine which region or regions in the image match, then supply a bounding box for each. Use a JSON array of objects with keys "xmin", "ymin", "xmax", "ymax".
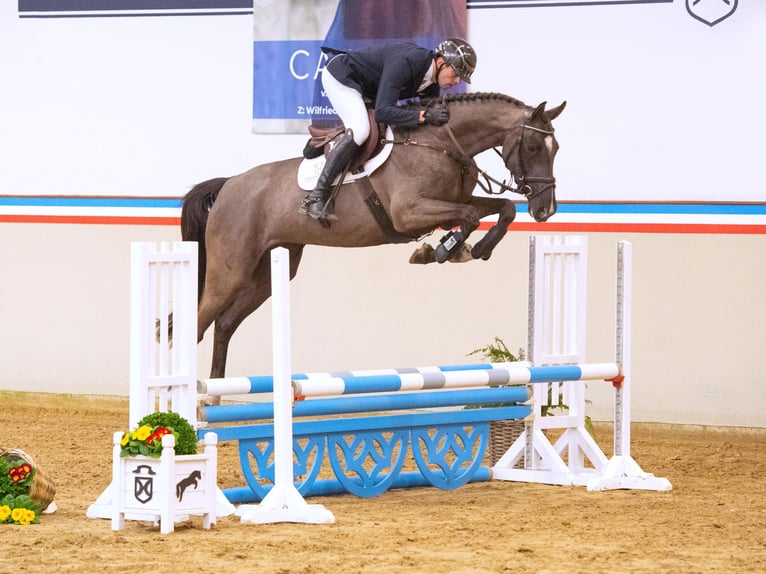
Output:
[{"xmin": 503, "ymin": 101, "xmax": 566, "ymax": 222}]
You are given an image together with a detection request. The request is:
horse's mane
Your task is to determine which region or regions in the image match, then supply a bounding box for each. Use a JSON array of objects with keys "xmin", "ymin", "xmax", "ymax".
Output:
[{"xmin": 404, "ymin": 92, "xmax": 526, "ymax": 109}]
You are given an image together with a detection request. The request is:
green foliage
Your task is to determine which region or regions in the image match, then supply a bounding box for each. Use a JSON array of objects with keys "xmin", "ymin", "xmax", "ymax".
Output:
[
  {"xmin": 0, "ymin": 457, "xmax": 36, "ymax": 498},
  {"xmin": 0, "ymin": 494, "xmax": 42, "ymax": 525},
  {"xmin": 469, "ymin": 336, "xmax": 595, "ymax": 435},
  {"xmin": 136, "ymin": 411, "xmax": 198, "ymax": 456},
  {"xmin": 465, "ymin": 337, "xmax": 526, "ymax": 409},
  {"xmin": 119, "ymin": 424, "xmax": 174, "ymax": 458},
  {"xmin": 468, "ymin": 336, "xmax": 525, "ymax": 363}
]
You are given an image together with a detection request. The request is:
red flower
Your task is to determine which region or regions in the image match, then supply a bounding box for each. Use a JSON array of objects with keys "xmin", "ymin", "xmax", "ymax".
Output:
[
  {"xmin": 146, "ymin": 426, "xmax": 172, "ymax": 445},
  {"xmin": 7, "ymin": 462, "xmax": 32, "ymax": 482}
]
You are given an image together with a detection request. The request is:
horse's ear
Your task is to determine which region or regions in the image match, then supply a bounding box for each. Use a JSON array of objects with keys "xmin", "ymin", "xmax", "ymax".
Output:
[
  {"xmin": 546, "ymin": 101, "xmax": 567, "ymax": 121},
  {"xmin": 531, "ymin": 102, "xmax": 547, "ymax": 121}
]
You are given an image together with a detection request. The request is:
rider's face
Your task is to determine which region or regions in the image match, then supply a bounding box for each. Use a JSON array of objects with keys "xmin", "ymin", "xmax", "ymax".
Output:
[{"xmin": 437, "ymin": 61, "xmax": 461, "ymax": 90}]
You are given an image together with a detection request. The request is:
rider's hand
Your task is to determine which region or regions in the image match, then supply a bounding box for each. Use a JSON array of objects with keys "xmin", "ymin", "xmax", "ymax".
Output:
[{"xmin": 423, "ymin": 103, "xmax": 450, "ymax": 126}]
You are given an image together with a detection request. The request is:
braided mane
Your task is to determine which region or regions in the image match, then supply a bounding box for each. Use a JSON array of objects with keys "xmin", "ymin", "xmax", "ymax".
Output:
[{"xmin": 405, "ymin": 92, "xmax": 526, "ymax": 109}]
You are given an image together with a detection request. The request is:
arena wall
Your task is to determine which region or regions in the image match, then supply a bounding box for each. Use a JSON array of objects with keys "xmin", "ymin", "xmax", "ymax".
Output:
[{"xmin": 1, "ymin": 2, "xmax": 764, "ymax": 427}]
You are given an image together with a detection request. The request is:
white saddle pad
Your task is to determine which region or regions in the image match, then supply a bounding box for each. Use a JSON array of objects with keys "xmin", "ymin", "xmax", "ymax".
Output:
[{"xmin": 297, "ymin": 126, "xmax": 394, "ymax": 191}]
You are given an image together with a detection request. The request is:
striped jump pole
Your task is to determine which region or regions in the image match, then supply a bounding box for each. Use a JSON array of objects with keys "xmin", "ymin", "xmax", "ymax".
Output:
[
  {"xmin": 200, "ymin": 362, "xmax": 618, "ymax": 402},
  {"xmin": 198, "ymin": 361, "xmax": 532, "ymax": 397},
  {"xmin": 290, "ymin": 362, "xmax": 618, "ymax": 399}
]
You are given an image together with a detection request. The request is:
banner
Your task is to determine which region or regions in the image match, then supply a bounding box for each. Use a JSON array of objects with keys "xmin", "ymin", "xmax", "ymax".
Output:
[{"xmin": 251, "ymin": 0, "xmax": 467, "ymax": 133}]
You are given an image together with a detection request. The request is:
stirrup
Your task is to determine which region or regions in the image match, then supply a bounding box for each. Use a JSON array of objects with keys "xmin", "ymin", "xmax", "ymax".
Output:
[
  {"xmin": 298, "ymin": 190, "xmax": 323, "ymax": 215},
  {"xmin": 307, "ymin": 199, "xmax": 338, "ymax": 225}
]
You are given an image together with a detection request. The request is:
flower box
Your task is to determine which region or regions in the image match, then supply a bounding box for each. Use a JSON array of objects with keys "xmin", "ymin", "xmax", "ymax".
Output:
[{"xmin": 111, "ymin": 431, "xmax": 218, "ymax": 534}]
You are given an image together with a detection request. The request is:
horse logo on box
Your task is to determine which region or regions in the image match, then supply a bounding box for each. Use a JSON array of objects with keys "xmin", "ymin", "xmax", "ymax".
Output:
[
  {"xmin": 132, "ymin": 464, "xmax": 156, "ymax": 504},
  {"xmin": 686, "ymin": 0, "xmax": 738, "ymax": 26}
]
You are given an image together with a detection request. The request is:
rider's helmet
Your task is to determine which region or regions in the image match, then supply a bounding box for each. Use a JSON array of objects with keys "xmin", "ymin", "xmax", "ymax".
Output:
[{"xmin": 436, "ymin": 38, "xmax": 477, "ymax": 84}]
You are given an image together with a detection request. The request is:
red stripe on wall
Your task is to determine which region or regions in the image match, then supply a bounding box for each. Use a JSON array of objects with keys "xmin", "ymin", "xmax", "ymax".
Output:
[
  {"xmin": 1, "ymin": 215, "xmax": 182, "ymax": 226},
  {"xmin": 3, "ymin": 215, "xmax": 765, "ymax": 235},
  {"xmin": 478, "ymin": 221, "xmax": 766, "ymax": 235}
]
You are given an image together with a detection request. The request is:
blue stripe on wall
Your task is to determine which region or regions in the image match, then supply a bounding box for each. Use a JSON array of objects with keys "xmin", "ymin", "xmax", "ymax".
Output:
[
  {"xmin": 556, "ymin": 203, "xmax": 766, "ymax": 215},
  {"xmin": 0, "ymin": 197, "xmax": 182, "ymax": 208},
  {"xmin": 3, "ymin": 197, "xmax": 764, "ymax": 215}
]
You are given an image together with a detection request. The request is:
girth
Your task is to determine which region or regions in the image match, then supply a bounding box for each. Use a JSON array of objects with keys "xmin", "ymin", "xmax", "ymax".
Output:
[{"xmin": 353, "ymin": 176, "xmax": 413, "ymax": 244}]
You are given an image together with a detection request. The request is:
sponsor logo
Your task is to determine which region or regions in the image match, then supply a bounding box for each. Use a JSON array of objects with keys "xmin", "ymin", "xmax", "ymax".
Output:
[
  {"xmin": 132, "ymin": 464, "xmax": 156, "ymax": 504},
  {"xmin": 686, "ymin": 0, "xmax": 738, "ymax": 26}
]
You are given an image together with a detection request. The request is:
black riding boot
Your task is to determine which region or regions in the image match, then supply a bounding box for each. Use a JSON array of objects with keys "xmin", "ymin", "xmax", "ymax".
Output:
[{"xmin": 300, "ymin": 129, "xmax": 359, "ymax": 220}]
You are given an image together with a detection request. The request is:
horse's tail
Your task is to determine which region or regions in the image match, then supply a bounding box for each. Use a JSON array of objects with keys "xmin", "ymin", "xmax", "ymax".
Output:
[{"xmin": 181, "ymin": 177, "xmax": 229, "ymax": 301}]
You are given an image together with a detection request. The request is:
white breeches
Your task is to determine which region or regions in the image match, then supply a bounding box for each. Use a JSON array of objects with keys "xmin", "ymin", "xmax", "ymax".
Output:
[{"xmin": 322, "ymin": 68, "xmax": 370, "ymax": 146}]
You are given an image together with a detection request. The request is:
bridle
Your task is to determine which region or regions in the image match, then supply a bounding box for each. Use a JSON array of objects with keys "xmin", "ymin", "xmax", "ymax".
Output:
[
  {"xmin": 381, "ymin": 120, "xmax": 556, "ymax": 199},
  {"xmin": 494, "ymin": 123, "xmax": 557, "ymax": 199}
]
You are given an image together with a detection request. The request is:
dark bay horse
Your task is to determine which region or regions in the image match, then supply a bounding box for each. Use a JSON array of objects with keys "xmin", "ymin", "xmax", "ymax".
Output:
[{"xmin": 181, "ymin": 92, "xmax": 566, "ymax": 380}]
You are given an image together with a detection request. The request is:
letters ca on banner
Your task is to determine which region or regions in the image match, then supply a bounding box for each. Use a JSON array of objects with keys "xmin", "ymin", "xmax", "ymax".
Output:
[{"xmin": 251, "ymin": 0, "xmax": 467, "ymax": 134}]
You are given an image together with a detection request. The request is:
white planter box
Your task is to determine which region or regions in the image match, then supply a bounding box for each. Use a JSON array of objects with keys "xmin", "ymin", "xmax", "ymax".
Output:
[{"xmin": 111, "ymin": 431, "xmax": 218, "ymax": 534}]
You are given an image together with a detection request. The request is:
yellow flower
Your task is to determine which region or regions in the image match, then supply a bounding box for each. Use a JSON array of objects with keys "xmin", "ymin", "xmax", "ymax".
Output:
[
  {"xmin": 131, "ymin": 425, "xmax": 153, "ymax": 441},
  {"xmin": 120, "ymin": 432, "xmax": 130, "ymax": 446},
  {"xmin": 0, "ymin": 505, "xmax": 10, "ymax": 521},
  {"xmin": 8, "ymin": 507, "xmax": 36, "ymax": 525},
  {"xmin": 22, "ymin": 509, "xmax": 35, "ymax": 525}
]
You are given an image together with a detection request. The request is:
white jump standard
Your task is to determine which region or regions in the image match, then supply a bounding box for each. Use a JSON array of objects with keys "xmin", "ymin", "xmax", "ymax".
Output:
[{"xmin": 491, "ymin": 236, "xmax": 671, "ymax": 491}]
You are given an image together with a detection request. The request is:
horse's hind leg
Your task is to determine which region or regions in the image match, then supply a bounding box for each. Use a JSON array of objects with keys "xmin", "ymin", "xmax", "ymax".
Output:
[{"xmin": 208, "ymin": 244, "xmax": 305, "ymax": 380}]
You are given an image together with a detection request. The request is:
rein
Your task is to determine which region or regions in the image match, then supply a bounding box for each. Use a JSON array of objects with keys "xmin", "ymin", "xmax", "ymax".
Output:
[{"xmin": 380, "ymin": 121, "xmax": 555, "ymax": 198}]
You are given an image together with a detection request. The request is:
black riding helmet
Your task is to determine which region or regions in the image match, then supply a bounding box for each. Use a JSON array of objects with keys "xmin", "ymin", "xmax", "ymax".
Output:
[{"xmin": 435, "ymin": 38, "xmax": 477, "ymax": 84}]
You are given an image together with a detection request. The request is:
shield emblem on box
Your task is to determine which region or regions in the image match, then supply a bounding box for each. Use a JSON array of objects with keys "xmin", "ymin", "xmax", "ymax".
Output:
[
  {"xmin": 686, "ymin": 0, "xmax": 738, "ymax": 27},
  {"xmin": 132, "ymin": 464, "xmax": 156, "ymax": 504}
]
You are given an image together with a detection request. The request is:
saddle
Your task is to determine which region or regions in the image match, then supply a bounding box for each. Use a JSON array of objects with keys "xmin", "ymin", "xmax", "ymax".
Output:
[{"xmin": 303, "ymin": 109, "xmax": 387, "ymax": 172}]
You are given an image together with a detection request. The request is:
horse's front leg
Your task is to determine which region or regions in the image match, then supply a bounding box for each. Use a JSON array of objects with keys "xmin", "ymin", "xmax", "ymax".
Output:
[
  {"xmin": 469, "ymin": 197, "xmax": 517, "ymax": 261},
  {"xmin": 391, "ymin": 198, "xmax": 482, "ymax": 264}
]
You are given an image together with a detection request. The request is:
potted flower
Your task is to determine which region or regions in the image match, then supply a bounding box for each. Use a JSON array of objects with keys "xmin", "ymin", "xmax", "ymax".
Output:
[
  {"xmin": 113, "ymin": 411, "xmax": 217, "ymax": 534},
  {"xmin": 120, "ymin": 411, "xmax": 199, "ymax": 458},
  {"xmin": 0, "ymin": 447, "xmax": 55, "ymax": 525}
]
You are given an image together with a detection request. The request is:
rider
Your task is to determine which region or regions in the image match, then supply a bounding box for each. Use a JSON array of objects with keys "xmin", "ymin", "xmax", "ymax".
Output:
[{"xmin": 300, "ymin": 38, "xmax": 477, "ymax": 221}]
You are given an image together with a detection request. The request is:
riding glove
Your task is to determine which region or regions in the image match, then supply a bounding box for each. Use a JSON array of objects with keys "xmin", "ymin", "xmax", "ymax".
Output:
[{"xmin": 423, "ymin": 103, "xmax": 450, "ymax": 126}]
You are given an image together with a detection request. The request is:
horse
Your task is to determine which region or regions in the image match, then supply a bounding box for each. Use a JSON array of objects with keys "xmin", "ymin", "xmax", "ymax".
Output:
[
  {"xmin": 176, "ymin": 469, "xmax": 202, "ymax": 502},
  {"xmin": 181, "ymin": 92, "xmax": 566, "ymax": 381}
]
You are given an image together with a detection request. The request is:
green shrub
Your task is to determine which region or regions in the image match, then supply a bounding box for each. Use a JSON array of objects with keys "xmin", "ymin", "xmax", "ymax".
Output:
[{"xmin": 136, "ymin": 411, "xmax": 198, "ymax": 455}]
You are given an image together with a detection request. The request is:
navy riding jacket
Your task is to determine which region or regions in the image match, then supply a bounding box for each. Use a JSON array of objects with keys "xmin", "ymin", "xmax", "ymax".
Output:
[{"xmin": 325, "ymin": 42, "xmax": 440, "ymax": 129}]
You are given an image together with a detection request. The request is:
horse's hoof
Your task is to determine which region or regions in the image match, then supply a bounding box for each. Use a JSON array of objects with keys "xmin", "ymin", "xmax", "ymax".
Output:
[
  {"xmin": 471, "ymin": 242, "xmax": 493, "ymax": 261},
  {"xmin": 409, "ymin": 243, "xmax": 436, "ymax": 264},
  {"xmin": 449, "ymin": 243, "xmax": 474, "ymax": 263}
]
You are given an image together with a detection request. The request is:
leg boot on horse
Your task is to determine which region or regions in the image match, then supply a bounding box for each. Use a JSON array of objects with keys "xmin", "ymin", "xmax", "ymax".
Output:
[{"xmin": 300, "ymin": 128, "xmax": 359, "ymax": 222}]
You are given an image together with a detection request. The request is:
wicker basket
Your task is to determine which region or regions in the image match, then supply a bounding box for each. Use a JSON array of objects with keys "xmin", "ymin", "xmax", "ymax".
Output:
[
  {"xmin": 0, "ymin": 447, "xmax": 56, "ymax": 510},
  {"xmin": 489, "ymin": 419, "xmax": 525, "ymax": 468}
]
